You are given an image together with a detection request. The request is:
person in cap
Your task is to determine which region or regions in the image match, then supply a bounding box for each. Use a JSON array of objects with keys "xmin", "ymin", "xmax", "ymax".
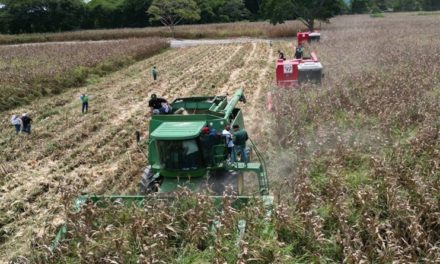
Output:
[
  {"xmin": 21, "ymin": 113, "xmax": 32, "ymax": 134},
  {"xmin": 200, "ymin": 126, "xmax": 215, "ymax": 165},
  {"xmin": 148, "ymin": 94, "xmax": 168, "ymax": 115},
  {"xmin": 10, "ymin": 115, "xmax": 22, "ymax": 134},
  {"xmin": 232, "ymin": 124, "xmax": 249, "ymax": 164}
]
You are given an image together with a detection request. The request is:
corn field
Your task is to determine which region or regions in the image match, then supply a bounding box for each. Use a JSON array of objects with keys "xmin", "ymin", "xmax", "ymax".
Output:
[
  {"xmin": 1, "ymin": 13, "xmax": 439, "ymax": 263},
  {"xmin": 0, "ymin": 38, "xmax": 169, "ymax": 111}
]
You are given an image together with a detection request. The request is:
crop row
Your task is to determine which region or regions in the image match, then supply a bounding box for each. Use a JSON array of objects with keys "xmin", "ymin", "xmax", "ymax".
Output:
[{"xmin": 0, "ymin": 38, "xmax": 169, "ymax": 111}]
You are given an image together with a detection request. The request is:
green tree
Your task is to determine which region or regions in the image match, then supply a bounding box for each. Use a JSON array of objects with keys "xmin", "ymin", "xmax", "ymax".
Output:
[
  {"xmin": 244, "ymin": 0, "xmax": 263, "ymax": 19},
  {"xmin": 350, "ymin": 0, "xmax": 372, "ymax": 13},
  {"xmin": 0, "ymin": 0, "xmax": 85, "ymax": 33},
  {"xmin": 85, "ymin": 0, "xmax": 124, "ymax": 28},
  {"xmin": 262, "ymin": 0, "xmax": 342, "ymax": 31},
  {"xmin": 195, "ymin": 0, "xmax": 251, "ymax": 23},
  {"xmin": 218, "ymin": 0, "xmax": 250, "ymax": 22},
  {"xmin": 393, "ymin": 0, "xmax": 422, "ymax": 11},
  {"xmin": 195, "ymin": 0, "xmax": 218, "ymax": 23},
  {"xmin": 422, "ymin": 0, "xmax": 440, "ymax": 10},
  {"xmin": 147, "ymin": 0, "xmax": 200, "ymax": 37},
  {"xmin": 120, "ymin": 0, "xmax": 152, "ymax": 27}
]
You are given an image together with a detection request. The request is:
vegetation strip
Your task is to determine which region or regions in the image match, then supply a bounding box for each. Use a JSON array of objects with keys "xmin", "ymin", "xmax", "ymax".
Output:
[{"xmin": 0, "ymin": 21, "xmax": 305, "ymax": 46}]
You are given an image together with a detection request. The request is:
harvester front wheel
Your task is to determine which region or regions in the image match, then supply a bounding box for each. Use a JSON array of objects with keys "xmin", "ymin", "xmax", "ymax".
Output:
[{"xmin": 139, "ymin": 167, "xmax": 159, "ymax": 195}]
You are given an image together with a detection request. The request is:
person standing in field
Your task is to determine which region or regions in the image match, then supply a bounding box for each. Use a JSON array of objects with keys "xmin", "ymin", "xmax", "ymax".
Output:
[
  {"xmin": 148, "ymin": 94, "xmax": 168, "ymax": 115},
  {"xmin": 80, "ymin": 94, "xmax": 89, "ymax": 113},
  {"xmin": 222, "ymin": 124, "xmax": 235, "ymax": 163},
  {"xmin": 10, "ymin": 115, "xmax": 22, "ymax": 134},
  {"xmin": 232, "ymin": 124, "xmax": 249, "ymax": 164},
  {"xmin": 151, "ymin": 66, "xmax": 158, "ymax": 81},
  {"xmin": 295, "ymin": 43, "xmax": 304, "ymax": 59},
  {"xmin": 21, "ymin": 113, "xmax": 32, "ymax": 134},
  {"xmin": 278, "ymin": 50, "xmax": 285, "ymax": 60}
]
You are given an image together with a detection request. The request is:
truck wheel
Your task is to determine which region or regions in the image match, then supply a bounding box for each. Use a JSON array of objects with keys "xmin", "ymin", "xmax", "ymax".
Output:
[{"xmin": 139, "ymin": 167, "xmax": 159, "ymax": 195}]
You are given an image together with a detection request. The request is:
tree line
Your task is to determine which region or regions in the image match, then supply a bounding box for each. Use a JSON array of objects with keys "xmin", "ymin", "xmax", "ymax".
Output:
[
  {"xmin": 350, "ymin": 0, "xmax": 440, "ymax": 13},
  {"xmin": 0, "ymin": 0, "xmax": 438, "ymax": 34},
  {"xmin": 0, "ymin": 0, "xmax": 257, "ymax": 34}
]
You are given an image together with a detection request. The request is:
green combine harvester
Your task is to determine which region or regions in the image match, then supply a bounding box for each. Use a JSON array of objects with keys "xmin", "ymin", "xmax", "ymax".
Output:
[
  {"xmin": 139, "ymin": 88, "xmax": 269, "ymax": 196},
  {"xmin": 51, "ymin": 88, "xmax": 272, "ymax": 250}
]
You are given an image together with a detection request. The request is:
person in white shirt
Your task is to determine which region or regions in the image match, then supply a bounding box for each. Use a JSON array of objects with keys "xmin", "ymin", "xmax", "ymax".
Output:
[
  {"xmin": 222, "ymin": 124, "xmax": 235, "ymax": 163},
  {"xmin": 10, "ymin": 115, "xmax": 22, "ymax": 134}
]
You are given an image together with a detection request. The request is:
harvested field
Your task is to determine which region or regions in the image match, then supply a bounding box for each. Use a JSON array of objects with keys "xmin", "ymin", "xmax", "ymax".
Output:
[
  {"xmin": 0, "ymin": 13, "xmax": 439, "ymax": 263},
  {"xmin": 0, "ymin": 39, "xmax": 274, "ymax": 262},
  {"xmin": 0, "ymin": 38, "xmax": 169, "ymax": 111}
]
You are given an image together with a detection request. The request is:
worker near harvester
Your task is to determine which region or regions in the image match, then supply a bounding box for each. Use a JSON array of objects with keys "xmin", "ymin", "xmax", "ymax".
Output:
[
  {"xmin": 21, "ymin": 113, "xmax": 32, "ymax": 134},
  {"xmin": 232, "ymin": 124, "xmax": 249, "ymax": 164},
  {"xmin": 80, "ymin": 94, "xmax": 89, "ymax": 113},
  {"xmin": 222, "ymin": 124, "xmax": 235, "ymax": 163},
  {"xmin": 151, "ymin": 66, "xmax": 158, "ymax": 81},
  {"xmin": 278, "ymin": 50, "xmax": 286, "ymax": 60},
  {"xmin": 295, "ymin": 43, "xmax": 304, "ymax": 59},
  {"xmin": 148, "ymin": 94, "xmax": 170, "ymax": 115},
  {"xmin": 10, "ymin": 115, "xmax": 22, "ymax": 134}
]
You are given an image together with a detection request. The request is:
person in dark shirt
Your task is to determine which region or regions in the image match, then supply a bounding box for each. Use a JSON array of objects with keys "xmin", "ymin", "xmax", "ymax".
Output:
[
  {"xmin": 200, "ymin": 126, "xmax": 213, "ymax": 166},
  {"xmin": 295, "ymin": 43, "xmax": 304, "ymax": 59},
  {"xmin": 151, "ymin": 66, "xmax": 158, "ymax": 81},
  {"xmin": 278, "ymin": 50, "xmax": 286, "ymax": 60},
  {"xmin": 148, "ymin": 94, "xmax": 167, "ymax": 114},
  {"xmin": 21, "ymin": 113, "xmax": 32, "ymax": 134},
  {"xmin": 233, "ymin": 124, "xmax": 249, "ymax": 164}
]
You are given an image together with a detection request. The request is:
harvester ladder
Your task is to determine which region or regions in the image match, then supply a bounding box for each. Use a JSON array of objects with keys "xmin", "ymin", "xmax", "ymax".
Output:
[{"xmin": 249, "ymin": 137, "xmax": 269, "ymax": 195}]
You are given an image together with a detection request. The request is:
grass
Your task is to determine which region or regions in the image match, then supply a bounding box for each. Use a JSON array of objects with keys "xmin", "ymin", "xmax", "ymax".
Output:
[
  {"xmin": 370, "ymin": 12, "xmax": 385, "ymax": 18},
  {"xmin": 0, "ymin": 21, "xmax": 306, "ymax": 45},
  {"xmin": 0, "ymin": 38, "xmax": 169, "ymax": 111}
]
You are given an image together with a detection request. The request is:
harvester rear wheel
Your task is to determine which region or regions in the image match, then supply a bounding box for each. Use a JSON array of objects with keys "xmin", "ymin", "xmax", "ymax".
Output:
[{"xmin": 139, "ymin": 166, "xmax": 159, "ymax": 195}]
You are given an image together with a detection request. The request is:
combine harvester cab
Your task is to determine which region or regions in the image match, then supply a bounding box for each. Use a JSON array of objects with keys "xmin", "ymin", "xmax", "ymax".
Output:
[{"xmin": 51, "ymin": 88, "xmax": 273, "ymax": 251}]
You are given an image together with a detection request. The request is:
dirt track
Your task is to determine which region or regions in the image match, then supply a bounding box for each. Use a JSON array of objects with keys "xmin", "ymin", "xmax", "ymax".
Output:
[{"xmin": 0, "ymin": 41, "xmax": 286, "ymax": 261}]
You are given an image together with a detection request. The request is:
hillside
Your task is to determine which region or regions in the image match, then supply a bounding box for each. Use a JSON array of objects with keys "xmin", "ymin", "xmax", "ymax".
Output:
[{"xmin": 1, "ymin": 13, "xmax": 439, "ymax": 263}]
